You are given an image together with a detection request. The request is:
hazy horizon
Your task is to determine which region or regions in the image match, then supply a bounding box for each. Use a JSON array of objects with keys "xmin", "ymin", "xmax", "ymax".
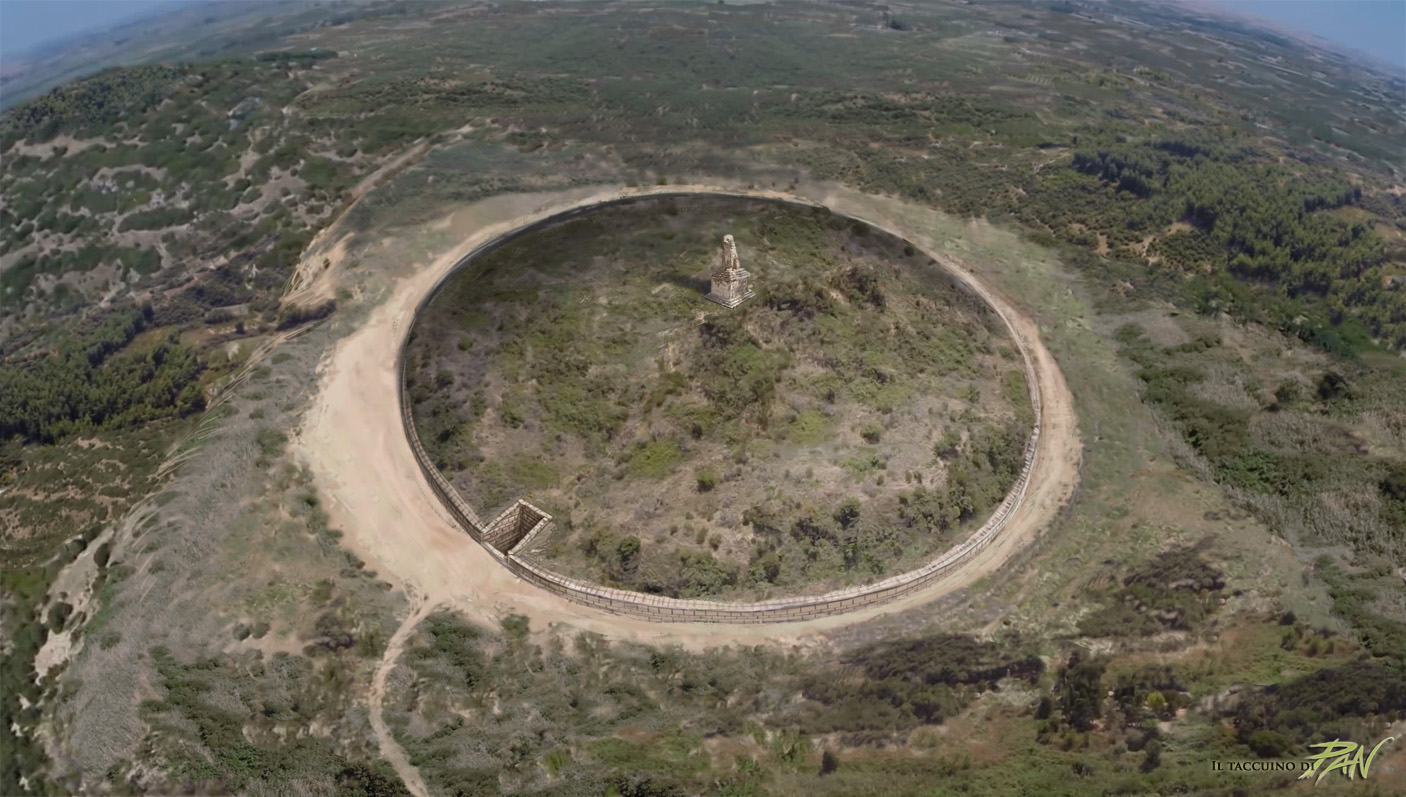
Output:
[
  {"xmin": 0, "ymin": 0, "xmax": 193, "ymax": 63},
  {"xmin": 0, "ymin": 0, "xmax": 1403, "ymax": 74},
  {"xmin": 1208, "ymin": 0, "xmax": 1406, "ymax": 72}
]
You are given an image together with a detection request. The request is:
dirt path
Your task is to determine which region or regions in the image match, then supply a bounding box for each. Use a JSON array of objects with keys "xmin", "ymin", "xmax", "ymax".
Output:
[
  {"xmin": 368, "ymin": 595, "xmax": 439, "ymax": 797},
  {"xmin": 284, "ymin": 138, "xmax": 433, "ymax": 306},
  {"xmin": 293, "ymin": 182, "xmax": 1082, "ymax": 649}
]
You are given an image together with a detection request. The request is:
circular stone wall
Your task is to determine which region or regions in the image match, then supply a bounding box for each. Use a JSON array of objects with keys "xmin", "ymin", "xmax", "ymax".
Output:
[{"xmin": 398, "ymin": 191, "xmax": 1044, "ymax": 624}]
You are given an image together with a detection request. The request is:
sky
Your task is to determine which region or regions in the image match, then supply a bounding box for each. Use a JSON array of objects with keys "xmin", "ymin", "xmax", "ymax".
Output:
[
  {"xmin": 1210, "ymin": 0, "xmax": 1406, "ymax": 71},
  {"xmin": 0, "ymin": 0, "xmax": 1403, "ymax": 71},
  {"xmin": 0, "ymin": 0, "xmax": 188, "ymax": 61}
]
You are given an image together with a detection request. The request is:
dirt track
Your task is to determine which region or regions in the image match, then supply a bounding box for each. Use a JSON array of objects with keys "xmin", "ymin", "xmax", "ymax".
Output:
[
  {"xmin": 368, "ymin": 594, "xmax": 437, "ymax": 797},
  {"xmin": 293, "ymin": 182, "xmax": 1082, "ymax": 649}
]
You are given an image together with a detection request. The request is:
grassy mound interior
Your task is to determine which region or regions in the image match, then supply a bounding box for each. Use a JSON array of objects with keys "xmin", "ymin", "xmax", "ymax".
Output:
[{"xmin": 406, "ymin": 197, "xmax": 1032, "ymax": 599}]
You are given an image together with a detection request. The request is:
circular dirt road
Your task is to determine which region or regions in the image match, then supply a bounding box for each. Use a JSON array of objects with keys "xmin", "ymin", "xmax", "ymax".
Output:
[{"xmin": 294, "ymin": 182, "xmax": 1082, "ymax": 648}]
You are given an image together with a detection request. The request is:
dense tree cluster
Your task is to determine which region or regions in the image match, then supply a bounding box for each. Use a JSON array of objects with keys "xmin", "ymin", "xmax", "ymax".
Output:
[
  {"xmin": 1078, "ymin": 541, "xmax": 1227, "ymax": 637},
  {"xmin": 254, "ymin": 48, "xmax": 339, "ymax": 67},
  {"xmin": 0, "ymin": 308, "xmax": 206, "ymax": 444},
  {"xmin": 1053, "ymin": 136, "xmax": 1404, "ymax": 346},
  {"xmin": 1226, "ymin": 660, "xmax": 1406, "ymax": 755},
  {"xmin": 800, "ymin": 634, "xmax": 1044, "ymax": 731},
  {"xmin": 770, "ymin": 90, "xmax": 1033, "ymax": 136}
]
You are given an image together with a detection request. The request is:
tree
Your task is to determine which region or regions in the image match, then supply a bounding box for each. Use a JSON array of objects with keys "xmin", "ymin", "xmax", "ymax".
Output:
[
  {"xmin": 617, "ymin": 536, "xmax": 641, "ymax": 573},
  {"xmin": 1058, "ymin": 654, "xmax": 1106, "ymax": 732},
  {"xmin": 1035, "ymin": 696, "xmax": 1053, "ymax": 720},
  {"xmin": 834, "ymin": 498, "xmax": 861, "ymax": 529},
  {"xmin": 1141, "ymin": 739, "xmax": 1162, "ymax": 772}
]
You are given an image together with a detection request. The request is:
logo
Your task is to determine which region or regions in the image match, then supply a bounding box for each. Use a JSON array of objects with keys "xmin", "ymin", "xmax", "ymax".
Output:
[{"xmin": 1299, "ymin": 737, "xmax": 1396, "ymax": 785}]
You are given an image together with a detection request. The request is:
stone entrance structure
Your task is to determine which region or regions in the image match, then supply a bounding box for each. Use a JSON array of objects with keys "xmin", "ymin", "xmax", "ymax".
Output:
[
  {"xmin": 705, "ymin": 234, "xmax": 754, "ymax": 308},
  {"xmin": 482, "ymin": 499, "xmax": 552, "ymax": 554}
]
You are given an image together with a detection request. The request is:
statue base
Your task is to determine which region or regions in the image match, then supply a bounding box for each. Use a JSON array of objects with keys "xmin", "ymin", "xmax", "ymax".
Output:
[{"xmin": 705, "ymin": 288, "xmax": 755, "ymax": 308}]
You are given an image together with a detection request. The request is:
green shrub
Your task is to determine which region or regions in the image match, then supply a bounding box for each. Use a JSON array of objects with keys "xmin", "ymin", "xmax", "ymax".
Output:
[
  {"xmin": 695, "ymin": 469, "xmax": 718, "ymax": 492},
  {"xmin": 859, "ymin": 422, "xmax": 883, "ymax": 444},
  {"xmin": 625, "ymin": 438, "xmax": 683, "ymax": 478}
]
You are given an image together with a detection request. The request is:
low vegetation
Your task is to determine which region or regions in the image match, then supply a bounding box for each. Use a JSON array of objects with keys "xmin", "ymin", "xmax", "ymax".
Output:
[
  {"xmin": 407, "ymin": 198, "xmax": 1031, "ymax": 598},
  {"xmin": 131, "ymin": 645, "xmax": 404, "ymax": 794},
  {"xmin": 388, "ymin": 612, "xmax": 1051, "ymax": 795},
  {"xmin": 1115, "ymin": 324, "xmax": 1406, "ymax": 564}
]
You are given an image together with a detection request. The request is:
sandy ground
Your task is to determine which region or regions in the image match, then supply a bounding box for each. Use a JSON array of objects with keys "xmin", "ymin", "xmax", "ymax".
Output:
[
  {"xmin": 6, "ymin": 133, "xmax": 110, "ymax": 159},
  {"xmin": 292, "ymin": 182, "xmax": 1083, "ymax": 650},
  {"xmin": 284, "ymin": 138, "xmax": 435, "ymax": 307},
  {"xmin": 369, "ymin": 594, "xmax": 437, "ymax": 797}
]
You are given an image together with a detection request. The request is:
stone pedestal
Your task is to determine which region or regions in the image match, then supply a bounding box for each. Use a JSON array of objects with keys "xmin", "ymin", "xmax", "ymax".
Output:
[
  {"xmin": 706, "ymin": 270, "xmax": 754, "ymax": 307},
  {"xmin": 706, "ymin": 234, "xmax": 754, "ymax": 308}
]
